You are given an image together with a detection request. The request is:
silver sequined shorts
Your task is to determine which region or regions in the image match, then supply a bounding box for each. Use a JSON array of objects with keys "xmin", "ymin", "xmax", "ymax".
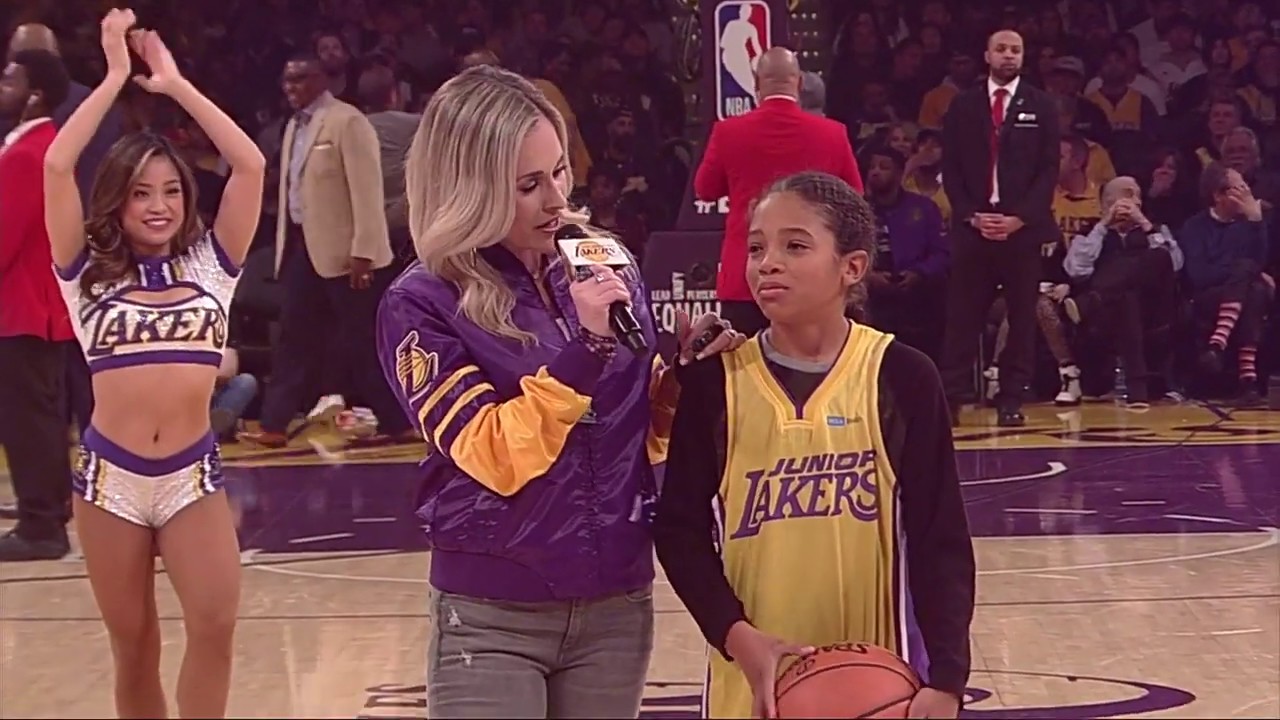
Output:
[{"xmin": 72, "ymin": 426, "xmax": 225, "ymax": 528}]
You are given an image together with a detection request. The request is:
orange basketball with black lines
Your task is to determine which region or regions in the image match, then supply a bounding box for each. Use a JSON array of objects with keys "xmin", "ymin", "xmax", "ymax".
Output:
[{"xmin": 775, "ymin": 642, "xmax": 921, "ymax": 719}]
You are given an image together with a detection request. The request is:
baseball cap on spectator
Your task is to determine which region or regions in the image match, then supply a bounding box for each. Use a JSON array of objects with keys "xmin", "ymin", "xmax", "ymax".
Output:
[
  {"xmin": 799, "ymin": 71, "xmax": 825, "ymax": 115},
  {"xmin": 1051, "ymin": 56, "xmax": 1086, "ymax": 77}
]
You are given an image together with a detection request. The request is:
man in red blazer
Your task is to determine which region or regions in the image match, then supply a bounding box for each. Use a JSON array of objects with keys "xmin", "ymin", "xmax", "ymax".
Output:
[
  {"xmin": 0, "ymin": 49, "xmax": 74, "ymax": 561},
  {"xmin": 694, "ymin": 46, "xmax": 864, "ymax": 336}
]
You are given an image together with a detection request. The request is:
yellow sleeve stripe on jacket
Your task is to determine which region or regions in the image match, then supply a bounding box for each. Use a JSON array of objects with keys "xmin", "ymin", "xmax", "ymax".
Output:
[
  {"xmin": 433, "ymin": 366, "xmax": 592, "ymax": 497},
  {"xmin": 646, "ymin": 355, "xmax": 679, "ymax": 465},
  {"xmin": 417, "ymin": 365, "xmax": 481, "ymax": 428},
  {"xmin": 430, "ymin": 383, "xmax": 497, "ymax": 447}
]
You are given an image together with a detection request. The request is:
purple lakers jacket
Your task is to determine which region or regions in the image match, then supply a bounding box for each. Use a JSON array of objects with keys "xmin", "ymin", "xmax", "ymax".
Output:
[{"xmin": 376, "ymin": 244, "xmax": 677, "ymax": 602}]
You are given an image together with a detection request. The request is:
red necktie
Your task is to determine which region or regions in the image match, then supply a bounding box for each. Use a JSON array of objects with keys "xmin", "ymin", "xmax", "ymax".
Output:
[{"xmin": 990, "ymin": 88, "xmax": 1008, "ymax": 193}]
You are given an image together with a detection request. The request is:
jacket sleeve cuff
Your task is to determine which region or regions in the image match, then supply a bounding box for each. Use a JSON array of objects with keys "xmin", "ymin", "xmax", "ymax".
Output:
[
  {"xmin": 547, "ymin": 337, "xmax": 609, "ymax": 397},
  {"xmin": 709, "ymin": 611, "xmax": 750, "ymax": 662}
]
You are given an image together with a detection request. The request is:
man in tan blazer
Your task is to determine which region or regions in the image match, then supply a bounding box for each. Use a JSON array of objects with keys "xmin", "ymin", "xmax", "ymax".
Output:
[{"xmin": 245, "ymin": 52, "xmax": 413, "ymax": 447}]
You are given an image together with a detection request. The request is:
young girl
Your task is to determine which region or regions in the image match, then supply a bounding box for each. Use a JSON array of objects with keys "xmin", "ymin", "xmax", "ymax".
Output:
[
  {"xmin": 44, "ymin": 8, "xmax": 264, "ymax": 718},
  {"xmin": 653, "ymin": 171, "xmax": 975, "ymax": 719}
]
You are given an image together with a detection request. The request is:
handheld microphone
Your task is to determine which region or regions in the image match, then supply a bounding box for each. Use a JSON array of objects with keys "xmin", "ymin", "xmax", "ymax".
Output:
[{"xmin": 554, "ymin": 223, "xmax": 648, "ymax": 354}]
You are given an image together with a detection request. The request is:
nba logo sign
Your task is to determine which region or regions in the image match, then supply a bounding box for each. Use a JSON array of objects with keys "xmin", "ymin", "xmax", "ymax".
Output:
[{"xmin": 714, "ymin": 0, "xmax": 771, "ymax": 121}]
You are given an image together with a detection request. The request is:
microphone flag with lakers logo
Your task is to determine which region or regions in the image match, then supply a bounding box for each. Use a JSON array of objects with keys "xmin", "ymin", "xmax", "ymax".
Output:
[
  {"xmin": 555, "ymin": 230, "xmax": 632, "ymax": 275},
  {"xmin": 554, "ymin": 224, "xmax": 648, "ymax": 354}
]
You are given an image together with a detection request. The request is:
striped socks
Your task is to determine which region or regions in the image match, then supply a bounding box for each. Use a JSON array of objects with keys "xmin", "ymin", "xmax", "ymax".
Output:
[
  {"xmin": 1209, "ymin": 301, "xmax": 1242, "ymax": 350},
  {"xmin": 1239, "ymin": 345, "xmax": 1258, "ymax": 383}
]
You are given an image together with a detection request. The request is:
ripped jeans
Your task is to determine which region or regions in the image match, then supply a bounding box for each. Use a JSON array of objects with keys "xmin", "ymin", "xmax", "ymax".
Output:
[{"xmin": 426, "ymin": 585, "xmax": 654, "ymax": 718}]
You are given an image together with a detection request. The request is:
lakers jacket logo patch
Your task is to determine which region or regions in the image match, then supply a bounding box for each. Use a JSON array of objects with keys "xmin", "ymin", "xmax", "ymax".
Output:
[{"xmin": 395, "ymin": 330, "xmax": 438, "ymax": 401}]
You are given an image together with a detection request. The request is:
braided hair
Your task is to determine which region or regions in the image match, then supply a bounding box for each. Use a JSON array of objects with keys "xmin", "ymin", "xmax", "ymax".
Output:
[{"xmin": 750, "ymin": 171, "xmax": 877, "ymax": 320}]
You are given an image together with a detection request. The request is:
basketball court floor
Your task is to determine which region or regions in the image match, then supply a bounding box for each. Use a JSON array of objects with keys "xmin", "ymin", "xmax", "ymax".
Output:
[{"xmin": 1, "ymin": 400, "xmax": 1277, "ymax": 718}]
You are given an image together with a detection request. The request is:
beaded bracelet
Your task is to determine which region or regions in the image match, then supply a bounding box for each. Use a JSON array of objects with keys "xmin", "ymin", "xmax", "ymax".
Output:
[{"xmin": 579, "ymin": 325, "xmax": 619, "ymax": 361}]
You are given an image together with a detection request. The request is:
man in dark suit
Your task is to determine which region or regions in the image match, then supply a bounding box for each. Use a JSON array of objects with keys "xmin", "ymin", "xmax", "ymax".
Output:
[
  {"xmin": 694, "ymin": 47, "xmax": 864, "ymax": 337},
  {"xmin": 938, "ymin": 30, "xmax": 1060, "ymax": 427},
  {"xmin": 0, "ymin": 49, "xmax": 74, "ymax": 561}
]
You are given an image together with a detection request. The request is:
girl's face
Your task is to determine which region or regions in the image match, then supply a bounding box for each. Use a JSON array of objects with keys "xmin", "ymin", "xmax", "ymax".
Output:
[
  {"xmin": 888, "ymin": 126, "xmax": 914, "ymax": 156},
  {"xmin": 746, "ymin": 193, "xmax": 867, "ymax": 324},
  {"xmin": 121, "ymin": 155, "xmax": 186, "ymax": 251}
]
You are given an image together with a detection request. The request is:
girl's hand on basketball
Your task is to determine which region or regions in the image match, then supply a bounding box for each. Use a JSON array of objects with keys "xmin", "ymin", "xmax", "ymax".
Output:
[
  {"xmin": 906, "ymin": 687, "xmax": 961, "ymax": 718},
  {"xmin": 724, "ymin": 621, "xmax": 814, "ymax": 718}
]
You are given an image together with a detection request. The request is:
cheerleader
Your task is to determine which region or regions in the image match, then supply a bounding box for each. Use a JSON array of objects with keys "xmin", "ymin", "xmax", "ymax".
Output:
[{"xmin": 43, "ymin": 9, "xmax": 264, "ymax": 717}]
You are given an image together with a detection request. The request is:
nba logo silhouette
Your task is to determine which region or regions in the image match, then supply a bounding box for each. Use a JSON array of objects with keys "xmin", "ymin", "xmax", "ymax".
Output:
[{"xmin": 714, "ymin": 0, "xmax": 771, "ymax": 121}]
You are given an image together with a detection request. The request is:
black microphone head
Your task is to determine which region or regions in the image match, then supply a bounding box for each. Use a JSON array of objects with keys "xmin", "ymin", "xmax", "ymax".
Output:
[{"xmin": 554, "ymin": 222, "xmax": 590, "ymax": 240}]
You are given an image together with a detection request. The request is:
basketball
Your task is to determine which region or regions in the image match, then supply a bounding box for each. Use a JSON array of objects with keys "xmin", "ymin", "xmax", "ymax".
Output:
[{"xmin": 774, "ymin": 642, "xmax": 921, "ymax": 719}]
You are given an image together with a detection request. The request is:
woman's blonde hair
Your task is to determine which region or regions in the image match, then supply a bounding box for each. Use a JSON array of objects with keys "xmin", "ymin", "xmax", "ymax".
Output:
[{"xmin": 405, "ymin": 65, "xmax": 571, "ymax": 343}]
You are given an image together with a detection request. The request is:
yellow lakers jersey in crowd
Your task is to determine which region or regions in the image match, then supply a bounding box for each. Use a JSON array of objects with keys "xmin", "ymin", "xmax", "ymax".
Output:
[
  {"xmin": 705, "ymin": 324, "xmax": 912, "ymax": 718},
  {"xmin": 1051, "ymin": 183, "xmax": 1102, "ymax": 251},
  {"xmin": 1085, "ymin": 87, "xmax": 1146, "ymax": 131}
]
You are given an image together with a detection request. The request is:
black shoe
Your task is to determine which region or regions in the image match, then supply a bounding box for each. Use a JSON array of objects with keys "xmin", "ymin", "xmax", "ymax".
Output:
[
  {"xmin": 0, "ymin": 530, "xmax": 70, "ymax": 562},
  {"xmin": 1199, "ymin": 347, "xmax": 1224, "ymax": 376},
  {"xmin": 947, "ymin": 398, "xmax": 963, "ymax": 427},
  {"xmin": 0, "ymin": 503, "xmax": 16, "ymax": 520},
  {"xmin": 1124, "ymin": 383, "xmax": 1152, "ymax": 407},
  {"xmin": 996, "ymin": 405, "xmax": 1026, "ymax": 427},
  {"xmin": 1233, "ymin": 386, "xmax": 1264, "ymax": 408}
]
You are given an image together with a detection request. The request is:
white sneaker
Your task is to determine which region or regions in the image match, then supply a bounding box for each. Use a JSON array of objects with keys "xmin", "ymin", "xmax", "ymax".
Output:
[
  {"xmin": 308, "ymin": 394, "xmax": 346, "ymax": 421},
  {"xmin": 1054, "ymin": 365, "xmax": 1082, "ymax": 406}
]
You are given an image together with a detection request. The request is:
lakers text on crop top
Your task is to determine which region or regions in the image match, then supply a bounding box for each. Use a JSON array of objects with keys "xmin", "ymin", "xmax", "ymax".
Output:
[{"xmin": 54, "ymin": 230, "xmax": 241, "ymax": 374}]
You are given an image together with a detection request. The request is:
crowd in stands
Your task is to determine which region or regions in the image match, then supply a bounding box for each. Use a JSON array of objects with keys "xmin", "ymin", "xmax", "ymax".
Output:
[
  {"xmin": 829, "ymin": 0, "xmax": 1279, "ymax": 405},
  {"xmin": 7, "ymin": 0, "xmax": 1278, "ymax": 437}
]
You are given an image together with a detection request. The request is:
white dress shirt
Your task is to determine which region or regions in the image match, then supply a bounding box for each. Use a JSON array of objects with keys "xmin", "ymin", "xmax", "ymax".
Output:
[{"xmin": 987, "ymin": 75, "xmax": 1021, "ymax": 204}]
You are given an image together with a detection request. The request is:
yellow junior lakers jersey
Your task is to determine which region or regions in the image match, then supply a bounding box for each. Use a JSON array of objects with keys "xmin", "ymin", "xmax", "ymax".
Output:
[{"xmin": 706, "ymin": 324, "xmax": 908, "ymax": 719}]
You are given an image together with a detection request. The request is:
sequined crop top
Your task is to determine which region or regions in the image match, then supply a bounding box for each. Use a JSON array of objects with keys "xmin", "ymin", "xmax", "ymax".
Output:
[{"xmin": 54, "ymin": 230, "xmax": 241, "ymax": 375}]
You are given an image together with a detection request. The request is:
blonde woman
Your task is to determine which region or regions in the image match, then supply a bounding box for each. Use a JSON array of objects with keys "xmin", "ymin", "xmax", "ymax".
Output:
[{"xmin": 375, "ymin": 65, "xmax": 742, "ymax": 717}]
